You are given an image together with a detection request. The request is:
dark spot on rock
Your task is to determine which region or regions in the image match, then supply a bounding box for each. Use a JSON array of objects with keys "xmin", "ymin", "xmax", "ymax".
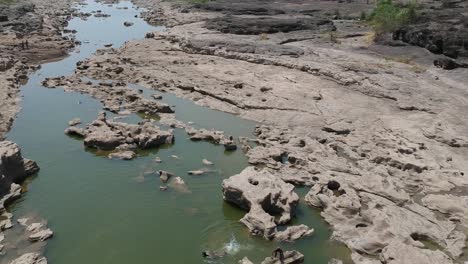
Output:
[
  {"xmin": 248, "ymin": 178, "xmax": 259, "ymax": 186},
  {"xmin": 327, "ymin": 180, "xmax": 340, "ymax": 191}
]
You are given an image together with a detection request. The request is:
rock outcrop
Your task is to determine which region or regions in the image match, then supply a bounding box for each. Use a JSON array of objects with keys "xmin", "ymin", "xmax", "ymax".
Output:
[
  {"xmin": 65, "ymin": 113, "xmax": 174, "ymax": 154},
  {"xmin": 0, "ymin": 141, "xmax": 39, "ymax": 208},
  {"xmin": 260, "ymin": 250, "xmax": 304, "ymax": 264},
  {"xmin": 10, "ymin": 253, "xmax": 47, "ymax": 264},
  {"xmin": 222, "ymin": 167, "xmax": 299, "ymax": 239}
]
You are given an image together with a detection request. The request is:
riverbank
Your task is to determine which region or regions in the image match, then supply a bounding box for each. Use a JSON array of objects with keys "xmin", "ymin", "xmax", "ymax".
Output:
[
  {"xmin": 0, "ymin": 0, "xmax": 78, "ymax": 139},
  {"xmin": 66, "ymin": 0, "xmax": 468, "ymax": 263}
]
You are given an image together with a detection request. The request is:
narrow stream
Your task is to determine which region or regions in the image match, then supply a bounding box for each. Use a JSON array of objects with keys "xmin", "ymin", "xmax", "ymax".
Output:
[{"xmin": 4, "ymin": 1, "xmax": 351, "ymax": 263}]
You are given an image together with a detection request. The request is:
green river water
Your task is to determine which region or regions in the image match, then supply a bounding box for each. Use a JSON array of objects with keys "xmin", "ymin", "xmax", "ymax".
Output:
[{"xmin": 4, "ymin": 1, "xmax": 351, "ymax": 263}]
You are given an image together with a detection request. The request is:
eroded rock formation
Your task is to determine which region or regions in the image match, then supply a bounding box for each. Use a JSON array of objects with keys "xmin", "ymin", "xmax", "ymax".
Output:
[{"xmin": 222, "ymin": 167, "xmax": 299, "ymax": 239}]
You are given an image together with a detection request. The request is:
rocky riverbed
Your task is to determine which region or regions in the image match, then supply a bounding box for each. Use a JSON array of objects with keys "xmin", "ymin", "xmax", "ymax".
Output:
[
  {"xmin": 65, "ymin": 0, "xmax": 468, "ymax": 263},
  {"xmin": 1, "ymin": 0, "xmax": 468, "ymax": 263}
]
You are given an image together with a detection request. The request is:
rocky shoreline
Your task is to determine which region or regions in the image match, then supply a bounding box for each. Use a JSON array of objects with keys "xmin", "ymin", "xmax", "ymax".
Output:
[
  {"xmin": 0, "ymin": 0, "xmax": 80, "ymax": 262},
  {"xmin": 0, "ymin": 0, "xmax": 79, "ymax": 139}
]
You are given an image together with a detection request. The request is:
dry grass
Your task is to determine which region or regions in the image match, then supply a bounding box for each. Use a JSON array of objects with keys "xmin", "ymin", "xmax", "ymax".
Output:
[
  {"xmin": 364, "ymin": 31, "xmax": 377, "ymax": 46},
  {"xmin": 384, "ymin": 55, "xmax": 427, "ymax": 73}
]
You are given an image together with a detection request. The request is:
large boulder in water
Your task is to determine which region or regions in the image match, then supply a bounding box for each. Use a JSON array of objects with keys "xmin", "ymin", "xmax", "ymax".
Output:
[
  {"xmin": 0, "ymin": 141, "xmax": 39, "ymax": 205},
  {"xmin": 222, "ymin": 167, "xmax": 299, "ymax": 239},
  {"xmin": 74, "ymin": 113, "xmax": 174, "ymax": 152}
]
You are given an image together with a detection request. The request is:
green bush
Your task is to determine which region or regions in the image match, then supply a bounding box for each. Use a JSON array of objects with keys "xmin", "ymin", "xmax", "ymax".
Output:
[{"xmin": 368, "ymin": 0, "xmax": 417, "ymax": 34}]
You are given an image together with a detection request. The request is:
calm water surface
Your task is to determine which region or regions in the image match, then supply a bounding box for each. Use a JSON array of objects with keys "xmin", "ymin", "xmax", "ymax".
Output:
[{"xmin": 5, "ymin": 1, "xmax": 351, "ymax": 263}]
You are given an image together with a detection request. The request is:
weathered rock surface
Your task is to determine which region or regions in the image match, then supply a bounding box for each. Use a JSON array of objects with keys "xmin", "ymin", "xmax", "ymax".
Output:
[
  {"xmin": 68, "ymin": 118, "xmax": 81, "ymax": 126},
  {"xmin": 65, "ymin": 113, "xmax": 174, "ymax": 153},
  {"xmin": 10, "ymin": 253, "xmax": 47, "ymax": 264},
  {"xmin": 205, "ymin": 16, "xmax": 334, "ymax": 35},
  {"xmin": 222, "ymin": 167, "xmax": 299, "ymax": 239},
  {"xmin": 274, "ymin": 224, "xmax": 314, "ymax": 242},
  {"xmin": 0, "ymin": 141, "xmax": 39, "ymax": 208},
  {"xmin": 393, "ymin": 0, "xmax": 468, "ymax": 60},
  {"xmin": 42, "ymin": 76, "xmax": 174, "ymax": 115},
  {"xmin": 28, "ymin": 228, "xmax": 53, "ymax": 242},
  {"xmin": 260, "ymin": 250, "xmax": 304, "ymax": 264},
  {"xmin": 380, "ymin": 239, "xmax": 452, "ymax": 264},
  {"xmin": 422, "ymin": 194, "xmax": 468, "ymax": 228}
]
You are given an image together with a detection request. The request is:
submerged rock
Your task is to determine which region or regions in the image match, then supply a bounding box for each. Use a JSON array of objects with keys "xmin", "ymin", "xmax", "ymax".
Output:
[
  {"xmin": 169, "ymin": 177, "xmax": 190, "ymax": 193},
  {"xmin": 202, "ymin": 159, "xmax": 213, "ymax": 165},
  {"xmin": 188, "ymin": 170, "xmax": 205, "ymax": 176},
  {"xmin": 108, "ymin": 151, "xmax": 136, "ymax": 160},
  {"xmin": 158, "ymin": 170, "xmax": 174, "ymax": 183},
  {"xmin": 222, "ymin": 167, "xmax": 299, "ymax": 239}
]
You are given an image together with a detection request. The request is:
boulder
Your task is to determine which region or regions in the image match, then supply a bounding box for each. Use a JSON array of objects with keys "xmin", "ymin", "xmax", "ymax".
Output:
[
  {"xmin": 28, "ymin": 228, "xmax": 53, "ymax": 242},
  {"xmin": 260, "ymin": 250, "xmax": 304, "ymax": 264},
  {"xmin": 186, "ymin": 127, "xmax": 225, "ymax": 143},
  {"xmin": 64, "ymin": 126, "xmax": 87, "ymax": 137},
  {"xmin": 239, "ymin": 257, "xmax": 254, "ymax": 264},
  {"xmin": 123, "ymin": 21, "xmax": 134, "ymax": 27},
  {"xmin": 222, "ymin": 167, "xmax": 299, "ymax": 239},
  {"xmin": 274, "ymin": 224, "xmax": 314, "ymax": 242},
  {"xmin": 68, "ymin": 118, "xmax": 81, "ymax": 126},
  {"xmin": 0, "ymin": 141, "xmax": 39, "ymax": 202},
  {"xmin": 10, "ymin": 253, "xmax": 47, "ymax": 264},
  {"xmin": 26, "ymin": 222, "xmax": 43, "ymax": 232},
  {"xmin": 158, "ymin": 170, "xmax": 174, "ymax": 183},
  {"xmin": 71, "ymin": 114, "xmax": 174, "ymax": 154},
  {"xmin": 223, "ymin": 140, "xmax": 238, "ymax": 151}
]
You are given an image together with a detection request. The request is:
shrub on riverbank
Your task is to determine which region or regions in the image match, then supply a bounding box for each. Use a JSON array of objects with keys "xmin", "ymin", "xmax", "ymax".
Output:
[{"xmin": 368, "ymin": 0, "xmax": 418, "ymax": 34}]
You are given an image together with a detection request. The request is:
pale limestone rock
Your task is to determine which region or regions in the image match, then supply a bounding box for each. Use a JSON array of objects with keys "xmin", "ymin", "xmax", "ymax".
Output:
[
  {"xmin": 274, "ymin": 224, "xmax": 314, "ymax": 242},
  {"xmin": 222, "ymin": 167, "xmax": 299, "ymax": 239}
]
